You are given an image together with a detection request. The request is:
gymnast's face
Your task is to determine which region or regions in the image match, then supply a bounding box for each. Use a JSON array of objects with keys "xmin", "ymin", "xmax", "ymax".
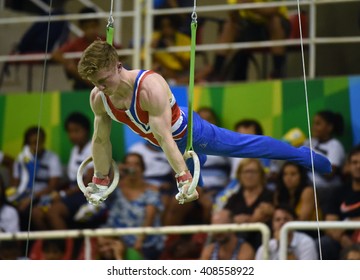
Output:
[{"xmin": 92, "ymin": 62, "xmax": 123, "ymax": 95}]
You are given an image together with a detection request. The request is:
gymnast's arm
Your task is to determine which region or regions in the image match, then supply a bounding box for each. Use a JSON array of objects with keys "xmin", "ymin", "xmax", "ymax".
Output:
[
  {"xmin": 89, "ymin": 88, "xmax": 112, "ymax": 177},
  {"xmin": 140, "ymin": 74, "xmax": 188, "ymax": 175}
]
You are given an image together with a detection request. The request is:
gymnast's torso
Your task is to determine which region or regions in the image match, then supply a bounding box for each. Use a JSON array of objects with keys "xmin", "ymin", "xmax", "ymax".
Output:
[{"xmin": 99, "ymin": 69, "xmax": 188, "ymax": 147}]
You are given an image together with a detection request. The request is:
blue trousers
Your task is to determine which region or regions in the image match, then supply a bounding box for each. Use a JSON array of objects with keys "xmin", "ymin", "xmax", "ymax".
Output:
[{"xmin": 176, "ymin": 107, "xmax": 331, "ymax": 183}]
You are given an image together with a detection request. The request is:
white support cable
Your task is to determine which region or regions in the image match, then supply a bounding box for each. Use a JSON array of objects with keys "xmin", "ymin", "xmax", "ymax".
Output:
[
  {"xmin": 0, "ymin": 223, "xmax": 271, "ymax": 260},
  {"xmin": 279, "ymin": 221, "xmax": 360, "ymax": 260},
  {"xmin": 296, "ymin": 0, "xmax": 322, "ymax": 259}
]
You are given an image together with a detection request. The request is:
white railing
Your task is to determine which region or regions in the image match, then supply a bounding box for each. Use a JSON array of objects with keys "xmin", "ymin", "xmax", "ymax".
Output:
[
  {"xmin": 279, "ymin": 221, "xmax": 360, "ymax": 260},
  {"xmin": 0, "ymin": 0, "xmax": 359, "ymax": 80},
  {"xmin": 0, "ymin": 223, "xmax": 270, "ymax": 260}
]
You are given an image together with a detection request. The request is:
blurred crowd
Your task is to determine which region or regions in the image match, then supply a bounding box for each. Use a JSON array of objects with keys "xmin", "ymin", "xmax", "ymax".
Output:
[
  {"xmin": 1, "ymin": 107, "xmax": 359, "ymax": 261},
  {"xmin": 0, "ymin": 0, "xmax": 359, "ymax": 261}
]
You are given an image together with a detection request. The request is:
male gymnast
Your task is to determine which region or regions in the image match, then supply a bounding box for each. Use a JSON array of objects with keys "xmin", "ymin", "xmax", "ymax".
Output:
[{"xmin": 77, "ymin": 40, "xmax": 331, "ymax": 205}]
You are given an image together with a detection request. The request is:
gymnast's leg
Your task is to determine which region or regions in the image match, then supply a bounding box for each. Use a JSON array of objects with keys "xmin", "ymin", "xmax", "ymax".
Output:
[{"xmin": 191, "ymin": 112, "xmax": 331, "ymax": 174}]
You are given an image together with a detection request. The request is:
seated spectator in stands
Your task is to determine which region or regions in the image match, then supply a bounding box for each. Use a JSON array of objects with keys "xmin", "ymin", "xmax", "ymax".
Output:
[
  {"xmin": 103, "ymin": 153, "xmax": 165, "ymax": 260},
  {"xmin": 154, "ymin": 0, "xmax": 195, "ymax": 35},
  {"xmin": 304, "ymin": 110, "xmax": 346, "ymax": 213},
  {"xmin": 200, "ymin": 209, "xmax": 255, "ymax": 260},
  {"xmin": 214, "ymin": 119, "xmax": 266, "ymax": 212},
  {"xmin": 10, "ymin": 126, "xmax": 62, "ymax": 231},
  {"xmin": 197, "ymin": 107, "xmax": 231, "ymax": 201},
  {"xmin": 160, "ymin": 233, "xmax": 206, "ymax": 260},
  {"xmin": 33, "ymin": 112, "xmax": 93, "ymax": 230},
  {"xmin": 199, "ymin": 0, "xmax": 290, "ymax": 82},
  {"xmin": 0, "ymin": 173, "xmax": 20, "ymax": 233},
  {"xmin": 0, "ymin": 150, "xmax": 14, "ymax": 186},
  {"xmin": 230, "ymin": 119, "xmax": 265, "ymax": 180},
  {"xmin": 164, "ymin": 107, "xmax": 232, "ymax": 226},
  {"xmin": 14, "ymin": 3, "xmax": 69, "ymax": 55},
  {"xmin": 255, "ymin": 205, "xmax": 318, "ymax": 260},
  {"xmin": 52, "ymin": 7, "xmax": 103, "ymax": 90},
  {"xmin": 274, "ymin": 162, "xmax": 316, "ymax": 221},
  {"xmin": 148, "ymin": 15, "xmax": 191, "ymax": 84},
  {"xmin": 0, "ymin": 240, "xmax": 24, "ymax": 260},
  {"xmin": 224, "ymin": 158, "xmax": 275, "ymax": 250},
  {"xmin": 94, "ymin": 236, "xmax": 127, "ymax": 260},
  {"xmin": 29, "ymin": 238, "xmax": 74, "ymax": 260},
  {"xmin": 340, "ymin": 244, "xmax": 360, "ymax": 260},
  {"xmin": 42, "ymin": 239, "xmax": 67, "ymax": 260},
  {"xmin": 128, "ymin": 141, "xmax": 174, "ymax": 211},
  {"xmin": 320, "ymin": 145, "xmax": 360, "ymax": 260}
]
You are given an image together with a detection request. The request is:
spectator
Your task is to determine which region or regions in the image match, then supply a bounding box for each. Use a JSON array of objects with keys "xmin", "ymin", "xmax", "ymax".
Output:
[
  {"xmin": 163, "ymin": 107, "xmax": 232, "ymax": 226},
  {"xmin": 15, "ymin": 2, "xmax": 69, "ymax": 55},
  {"xmin": 304, "ymin": 110, "xmax": 346, "ymax": 213},
  {"xmin": 148, "ymin": 15, "xmax": 191, "ymax": 84},
  {"xmin": 0, "ymin": 173, "xmax": 20, "ymax": 233},
  {"xmin": 274, "ymin": 161, "xmax": 316, "ymax": 221},
  {"xmin": 52, "ymin": 7, "xmax": 105, "ymax": 90},
  {"xmin": 103, "ymin": 153, "xmax": 165, "ymax": 260},
  {"xmin": 214, "ymin": 119, "xmax": 278, "ymax": 212},
  {"xmin": 320, "ymin": 145, "xmax": 360, "ymax": 259},
  {"xmin": 200, "ymin": 209, "xmax": 255, "ymax": 260},
  {"xmin": 94, "ymin": 236, "xmax": 127, "ymax": 260},
  {"xmin": 32, "ymin": 112, "xmax": 94, "ymax": 230},
  {"xmin": 0, "ymin": 151, "xmax": 14, "ymax": 186},
  {"xmin": 200, "ymin": 0, "xmax": 291, "ymax": 81},
  {"xmin": 224, "ymin": 158, "xmax": 275, "ymax": 250},
  {"xmin": 11, "ymin": 126, "xmax": 62, "ymax": 231},
  {"xmin": 197, "ymin": 107, "xmax": 231, "ymax": 201},
  {"xmin": 29, "ymin": 238, "xmax": 74, "ymax": 260},
  {"xmin": 230, "ymin": 119, "xmax": 264, "ymax": 180},
  {"xmin": 42, "ymin": 239, "xmax": 67, "ymax": 260},
  {"xmin": 160, "ymin": 233, "xmax": 206, "ymax": 260},
  {"xmin": 0, "ymin": 240, "xmax": 24, "ymax": 260},
  {"xmin": 255, "ymin": 205, "xmax": 318, "ymax": 260},
  {"xmin": 128, "ymin": 141, "xmax": 174, "ymax": 211},
  {"xmin": 155, "ymin": 0, "xmax": 195, "ymax": 36},
  {"xmin": 340, "ymin": 244, "xmax": 360, "ymax": 260}
]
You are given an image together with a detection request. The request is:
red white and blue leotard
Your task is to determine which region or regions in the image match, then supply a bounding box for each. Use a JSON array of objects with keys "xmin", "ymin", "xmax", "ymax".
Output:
[{"xmin": 100, "ymin": 70, "xmax": 187, "ymax": 147}]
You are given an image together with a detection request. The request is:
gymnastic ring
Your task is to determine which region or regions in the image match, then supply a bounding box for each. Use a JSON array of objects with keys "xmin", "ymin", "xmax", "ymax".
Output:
[
  {"xmin": 183, "ymin": 150, "xmax": 200, "ymax": 194},
  {"xmin": 76, "ymin": 156, "xmax": 120, "ymax": 198}
]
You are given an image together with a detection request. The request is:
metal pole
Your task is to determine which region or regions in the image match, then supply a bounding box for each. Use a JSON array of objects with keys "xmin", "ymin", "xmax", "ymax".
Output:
[
  {"xmin": 132, "ymin": 0, "xmax": 142, "ymax": 69},
  {"xmin": 309, "ymin": 0, "xmax": 317, "ymax": 78},
  {"xmin": 279, "ymin": 221, "xmax": 360, "ymax": 260},
  {"xmin": 144, "ymin": 0, "xmax": 154, "ymax": 70},
  {"xmin": 114, "ymin": 0, "xmax": 122, "ymax": 45}
]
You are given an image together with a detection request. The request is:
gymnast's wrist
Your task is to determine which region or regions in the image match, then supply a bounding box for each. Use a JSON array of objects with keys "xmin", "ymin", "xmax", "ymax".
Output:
[
  {"xmin": 92, "ymin": 174, "xmax": 110, "ymax": 186},
  {"xmin": 175, "ymin": 170, "xmax": 192, "ymax": 183}
]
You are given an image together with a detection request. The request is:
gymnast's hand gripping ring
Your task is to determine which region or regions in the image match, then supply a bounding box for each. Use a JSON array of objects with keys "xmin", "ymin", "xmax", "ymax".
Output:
[{"xmin": 76, "ymin": 156, "xmax": 120, "ymax": 204}]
